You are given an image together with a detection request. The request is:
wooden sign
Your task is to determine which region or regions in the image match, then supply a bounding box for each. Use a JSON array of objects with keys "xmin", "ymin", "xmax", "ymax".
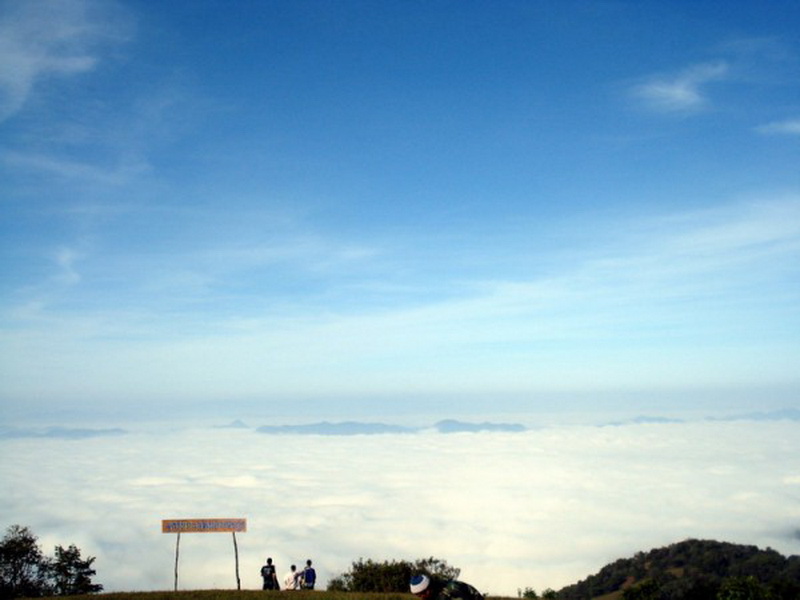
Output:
[
  {"xmin": 161, "ymin": 518, "xmax": 246, "ymax": 590},
  {"xmin": 162, "ymin": 518, "xmax": 247, "ymax": 533}
]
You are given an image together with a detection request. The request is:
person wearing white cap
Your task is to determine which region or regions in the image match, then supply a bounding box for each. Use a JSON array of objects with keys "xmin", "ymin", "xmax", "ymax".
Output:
[{"xmin": 409, "ymin": 574, "xmax": 484, "ymax": 600}]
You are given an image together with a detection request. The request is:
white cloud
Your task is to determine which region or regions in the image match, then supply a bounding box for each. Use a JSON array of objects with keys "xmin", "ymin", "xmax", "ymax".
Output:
[
  {"xmin": 755, "ymin": 118, "xmax": 800, "ymax": 135},
  {"xmin": 0, "ymin": 0, "xmax": 131, "ymax": 122},
  {"xmin": 632, "ymin": 62, "xmax": 729, "ymax": 113},
  {"xmin": 1, "ymin": 151, "xmax": 149, "ymax": 185},
  {"xmin": 1, "ymin": 421, "xmax": 799, "ymax": 596}
]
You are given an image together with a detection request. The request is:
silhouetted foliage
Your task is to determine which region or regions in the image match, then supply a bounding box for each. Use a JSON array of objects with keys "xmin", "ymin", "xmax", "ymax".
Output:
[
  {"xmin": 0, "ymin": 525, "xmax": 49, "ymax": 599},
  {"xmin": 51, "ymin": 544, "xmax": 103, "ymax": 596},
  {"xmin": 0, "ymin": 525, "xmax": 102, "ymax": 599},
  {"xmin": 327, "ymin": 556, "xmax": 460, "ymax": 592},
  {"xmin": 622, "ymin": 578, "xmax": 659, "ymax": 600},
  {"xmin": 716, "ymin": 575, "xmax": 770, "ymax": 600},
  {"xmin": 554, "ymin": 539, "xmax": 800, "ymax": 600}
]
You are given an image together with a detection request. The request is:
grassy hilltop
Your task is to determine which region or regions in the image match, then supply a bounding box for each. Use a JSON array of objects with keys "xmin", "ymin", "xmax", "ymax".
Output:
[
  {"xmin": 49, "ymin": 593, "xmax": 515, "ymax": 600},
  {"xmin": 15, "ymin": 539, "xmax": 800, "ymax": 600}
]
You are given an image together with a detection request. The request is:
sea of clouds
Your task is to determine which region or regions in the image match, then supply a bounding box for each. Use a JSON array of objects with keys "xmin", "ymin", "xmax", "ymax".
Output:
[{"xmin": 1, "ymin": 419, "xmax": 799, "ymax": 596}]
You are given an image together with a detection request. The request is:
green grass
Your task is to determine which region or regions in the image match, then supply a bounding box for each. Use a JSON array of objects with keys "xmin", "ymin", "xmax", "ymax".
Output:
[
  {"xmin": 38, "ymin": 592, "xmax": 517, "ymax": 600},
  {"xmin": 48, "ymin": 593, "xmax": 404, "ymax": 600}
]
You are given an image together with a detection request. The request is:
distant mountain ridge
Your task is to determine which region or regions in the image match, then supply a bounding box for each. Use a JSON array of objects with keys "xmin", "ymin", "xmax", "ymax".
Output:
[
  {"xmin": 0, "ymin": 426, "xmax": 128, "ymax": 439},
  {"xmin": 256, "ymin": 419, "xmax": 528, "ymax": 435},
  {"xmin": 433, "ymin": 419, "xmax": 527, "ymax": 433},
  {"xmin": 707, "ymin": 408, "xmax": 800, "ymax": 422},
  {"xmin": 600, "ymin": 415, "xmax": 686, "ymax": 427},
  {"xmin": 4, "ymin": 408, "xmax": 796, "ymax": 440},
  {"xmin": 256, "ymin": 421, "xmax": 415, "ymax": 435},
  {"xmin": 214, "ymin": 419, "xmax": 250, "ymax": 429}
]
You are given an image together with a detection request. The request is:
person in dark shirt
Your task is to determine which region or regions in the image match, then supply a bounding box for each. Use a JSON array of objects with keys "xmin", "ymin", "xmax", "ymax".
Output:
[
  {"xmin": 410, "ymin": 574, "xmax": 484, "ymax": 600},
  {"xmin": 260, "ymin": 557, "xmax": 279, "ymax": 590},
  {"xmin": 302, "ymin": 559, "xmax": 316, "ymax": 590}
]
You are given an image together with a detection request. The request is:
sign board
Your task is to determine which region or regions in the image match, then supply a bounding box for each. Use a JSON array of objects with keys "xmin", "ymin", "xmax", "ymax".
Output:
[
  {"xmin": 162, "ymin": 518, "xmax": 247, "ymax": 534},
  {"xmin": 162, "ymin": 518, "xmax": 247, "ymax": 590}
]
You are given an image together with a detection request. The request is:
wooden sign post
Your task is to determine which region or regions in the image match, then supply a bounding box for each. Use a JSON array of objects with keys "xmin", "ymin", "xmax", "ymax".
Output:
[{"xmin": 162, "ymin": 518, "xmax": 247, "ymax": 591}]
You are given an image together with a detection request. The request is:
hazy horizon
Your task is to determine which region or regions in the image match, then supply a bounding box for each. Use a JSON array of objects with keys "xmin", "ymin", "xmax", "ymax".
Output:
[{"xmin": 4, "ymin": 382, "xmax": 799, "ymax": 430}]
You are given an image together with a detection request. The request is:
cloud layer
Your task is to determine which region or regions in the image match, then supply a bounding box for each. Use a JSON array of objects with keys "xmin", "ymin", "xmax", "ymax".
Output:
[{"xmin": 1, "ymin": 419, "xmax": 799, "ymax": 596}]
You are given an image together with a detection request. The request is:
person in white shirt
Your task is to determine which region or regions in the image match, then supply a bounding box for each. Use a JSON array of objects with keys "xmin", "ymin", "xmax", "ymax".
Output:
[{"xmin": 283, "ymin": 565, "xmax": 300, "ymax": 590}]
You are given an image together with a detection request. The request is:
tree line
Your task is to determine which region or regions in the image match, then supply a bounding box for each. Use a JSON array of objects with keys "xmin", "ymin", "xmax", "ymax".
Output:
[
  {"xmin": 5, "ymin": 523, "xmax": 799, "ymax": 600},
  {"xmin": 0, "ymin": 525, "xmax": 102, "ymax": 599}
]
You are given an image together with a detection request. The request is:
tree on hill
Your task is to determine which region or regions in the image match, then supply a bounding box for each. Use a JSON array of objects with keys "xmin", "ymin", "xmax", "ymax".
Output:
[
  {"xmin": 0, "ymin": 525, "xmax": 103, "ymax": 599},
  {"xmin": 717, "ymin": 576, "xmax": 770, "ymax": 600},
  {"xmin": 50, "ymin": 544, "xmax": 103, "ymax": 596},
  {"xmin": 622, "ymin": 577, "xmax": 659, "ymax": 600},
  {"xmin": 0, "ymin": 525, "xmax": 49, "ymax": 599},
  {"xmin": 327, "ymin": 556, "xmax": 460, "ymax": 592},
  {"xmin": 553, "ymin": 539, "xmax": 800, "ymax": 600}
]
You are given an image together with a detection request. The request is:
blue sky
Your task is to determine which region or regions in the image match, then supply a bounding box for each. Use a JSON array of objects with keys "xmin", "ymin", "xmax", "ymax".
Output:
[{"xmin": 1, "ymin": 0, "xmax": 799, "ymax": 422}]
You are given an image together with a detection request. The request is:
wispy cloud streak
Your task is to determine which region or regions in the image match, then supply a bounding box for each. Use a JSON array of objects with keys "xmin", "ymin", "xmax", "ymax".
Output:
[
  {"xmin": 755, "ymin": 118, "xmax": 800, "ymax": 135},
  {"xmin": 0, "ymin": 0, "xmax": 130, "ymax": 122},
  {"xmin": 632, "ymin": 62, "xmax": 729, "ymax": 113}
]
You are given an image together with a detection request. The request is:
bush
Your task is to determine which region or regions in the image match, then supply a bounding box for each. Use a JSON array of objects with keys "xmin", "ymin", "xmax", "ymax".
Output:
[{"xmin": 327, "ymin": 556, "xmax": 460, "ymax": 593}]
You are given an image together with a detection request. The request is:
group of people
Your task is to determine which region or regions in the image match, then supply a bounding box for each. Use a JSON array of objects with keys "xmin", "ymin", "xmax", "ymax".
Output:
[
  {"xmin": 261, "ymin": 560, "xmax": 482, "ymax": 600},
  {"xmin": 260, "ymin": 558, "xmax": 317, "ymax": 591}
]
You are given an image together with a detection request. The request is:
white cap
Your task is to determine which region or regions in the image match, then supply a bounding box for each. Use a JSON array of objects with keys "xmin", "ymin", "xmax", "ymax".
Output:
[{"xmin": 410, "ymin": 574, "xmax": 430, "ymax": 594}]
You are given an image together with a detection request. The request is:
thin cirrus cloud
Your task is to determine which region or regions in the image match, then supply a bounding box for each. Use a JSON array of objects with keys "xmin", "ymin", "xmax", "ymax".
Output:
[
  {"xmin": 0, "ymin": 420, "xmax": 798, "ymax": 596},
  {"xmin": 0, "ymin": 0, "xmax": 131, "ymax": 122},
  {"xmin": 2, "ymin": 151, "xmax": 150, "ymax": 186},
  {"xmin": 631, "ymin": 61, "xmax": 729, "ymax": 113},
  {"xmin": 755, "ymin": 117, "xmax": 800, "ymax": 135},
  {"xmin": 0, "ymin": 195, "xmax": 797, "ymax": 406}
]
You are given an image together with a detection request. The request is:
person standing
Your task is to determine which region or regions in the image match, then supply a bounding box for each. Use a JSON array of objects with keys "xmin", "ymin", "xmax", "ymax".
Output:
[
  {"xmin": 260, "ymin": 557, "xmax": 279, "ymax": 590},
  {"xmin": 302, "ymin": 559, "xmax": 316, "ymax": 590}
]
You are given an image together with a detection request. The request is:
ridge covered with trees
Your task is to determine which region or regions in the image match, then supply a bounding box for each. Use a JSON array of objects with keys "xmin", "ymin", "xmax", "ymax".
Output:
[{"xmin": 552, "ymin": 538, "xmax": 800, "ymax": 600}]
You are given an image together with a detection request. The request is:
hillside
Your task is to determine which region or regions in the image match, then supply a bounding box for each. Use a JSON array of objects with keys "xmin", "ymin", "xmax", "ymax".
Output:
[{"xmin": 555, "ymin": 539, "xmax": 800, "ymax": 599}]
